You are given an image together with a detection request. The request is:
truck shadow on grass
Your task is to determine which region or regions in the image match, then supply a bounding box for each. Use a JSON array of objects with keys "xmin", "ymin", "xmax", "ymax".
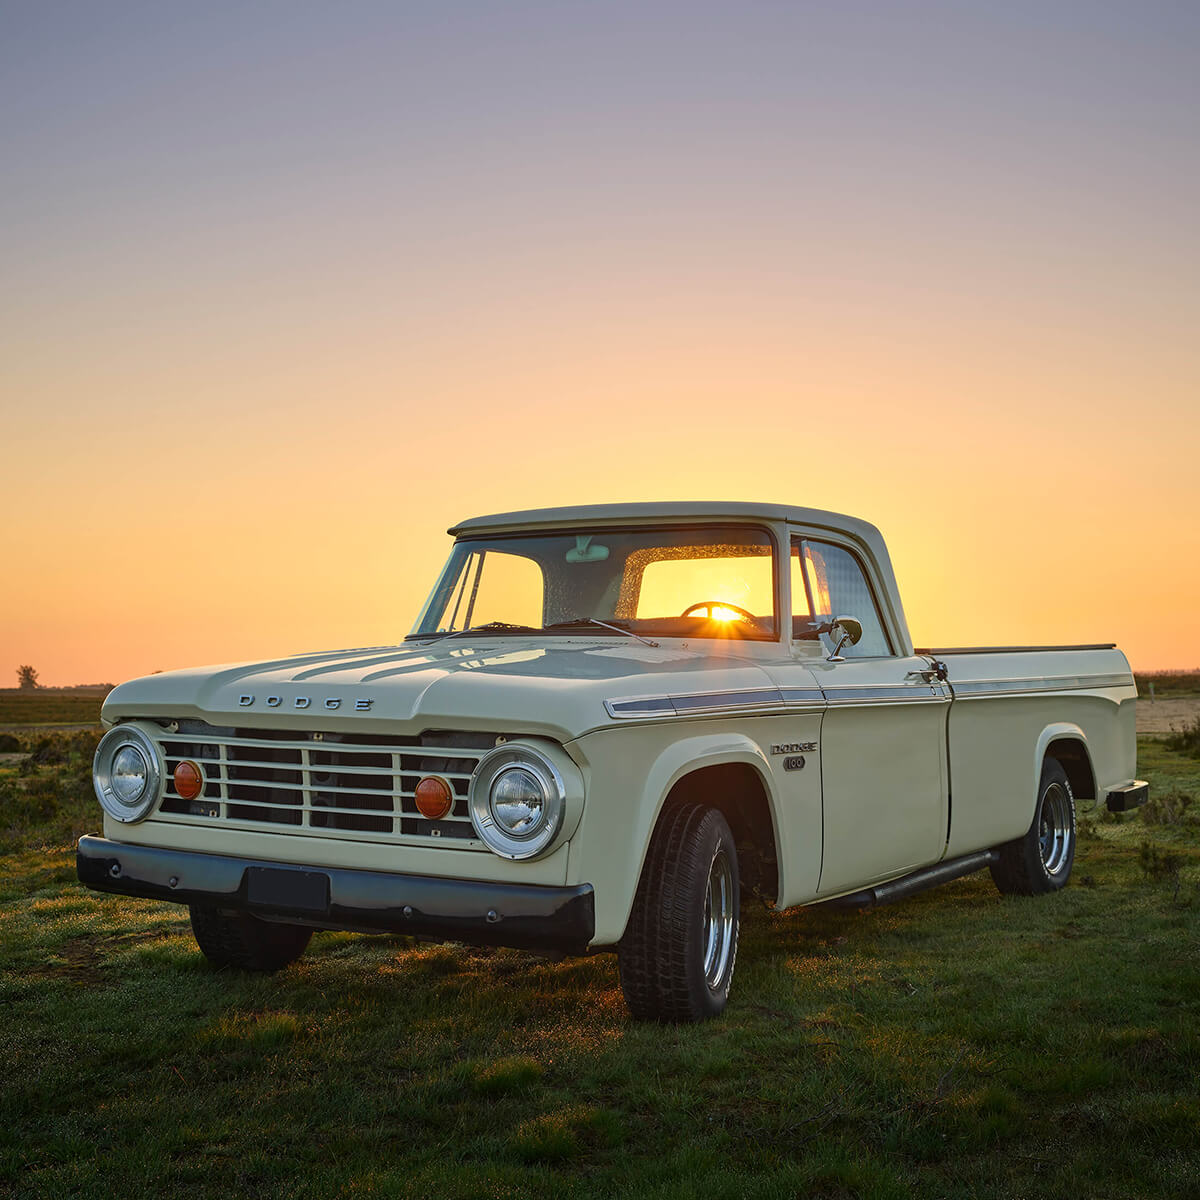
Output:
[{"xmin": 16, "ymin": 862, "xmax": 1111, "ymax": 1015}]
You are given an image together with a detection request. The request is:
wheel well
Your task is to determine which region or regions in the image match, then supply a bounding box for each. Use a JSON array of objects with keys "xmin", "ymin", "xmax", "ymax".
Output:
[
  {"xmin": 658, "ymin": 763, "xmax": 779, "ymax": 904},
  {"xmin": 1045, "ymin": 738, "xmax": 1096, "ymax": 800}
]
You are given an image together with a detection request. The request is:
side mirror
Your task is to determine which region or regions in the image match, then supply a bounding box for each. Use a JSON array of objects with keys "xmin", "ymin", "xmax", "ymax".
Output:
[{"xmin": 827, "ymin": 615, "xmax": 863, "ymax": 661}]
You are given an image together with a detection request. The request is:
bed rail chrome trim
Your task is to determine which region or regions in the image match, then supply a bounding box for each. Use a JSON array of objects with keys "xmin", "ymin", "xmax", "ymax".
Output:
[
  {"xmin": 950, "ymin": 673, "xmax": 1132, "ymax": 698},
  {"xmin": 916, "ymin": 644, "xmax": 1117, "ymax": 655}
]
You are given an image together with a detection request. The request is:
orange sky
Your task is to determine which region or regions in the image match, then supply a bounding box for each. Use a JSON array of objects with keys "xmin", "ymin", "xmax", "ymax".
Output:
[{"xmin": 3, "ymin": 4, "xmax": 1198, "ymax": 684}]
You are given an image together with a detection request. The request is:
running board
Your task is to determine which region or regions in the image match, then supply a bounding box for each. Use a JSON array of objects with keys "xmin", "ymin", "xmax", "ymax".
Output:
[{"xmin": 823, "ymin": 850, "xmax": 1000, "ymax": 911}]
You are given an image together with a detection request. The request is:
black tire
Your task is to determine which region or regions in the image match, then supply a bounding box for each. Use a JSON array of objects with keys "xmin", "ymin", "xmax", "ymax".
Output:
[
  {"xmin": 618, "ymin": 805, "xmax": 740, "ymax": 1022},
  {"xmin": 990, "ymin": 758, "xmax": 1076, "ymax": 896},
  {"xmin": 189, "ymin": 906, "xmax": 313, "ymax": 972}
]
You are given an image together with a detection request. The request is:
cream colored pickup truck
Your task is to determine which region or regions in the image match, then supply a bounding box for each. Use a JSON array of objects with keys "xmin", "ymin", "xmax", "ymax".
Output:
[{"xmin": 79, "ymin": 503, "xmax": 1146, "ymax": 1021}]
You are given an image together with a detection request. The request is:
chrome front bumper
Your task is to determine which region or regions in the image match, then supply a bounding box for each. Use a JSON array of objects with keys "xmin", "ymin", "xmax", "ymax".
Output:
[{"xmin": 76, "ymin": 835, "xmax": 595, "ymax": 954}]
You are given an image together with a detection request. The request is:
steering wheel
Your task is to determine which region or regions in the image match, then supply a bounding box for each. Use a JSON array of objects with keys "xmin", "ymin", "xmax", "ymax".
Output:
[{"xmin": 679, "ymin": 601, "xmax": 760, "ymax": 626}]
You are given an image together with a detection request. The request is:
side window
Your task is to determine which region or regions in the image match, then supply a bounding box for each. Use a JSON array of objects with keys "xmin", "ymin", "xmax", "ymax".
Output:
[
  {"xmin": 789, "ymin": 542, "xmax": 815, "ymax": 638},
  {"xmin": 800, "ymin": 540, "xmax": 892, "ymax": 657}
]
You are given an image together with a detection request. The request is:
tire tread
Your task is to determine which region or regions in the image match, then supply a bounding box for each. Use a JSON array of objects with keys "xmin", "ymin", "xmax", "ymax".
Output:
[
  {"xmin": 189, "ymin": 906, "xmax": 312, "ymax": 972},
  {"xmin": 990, "ymin": 758, "xmax": 1076, "ymax": 897},
  {"xmin": 618, "ymin": 804, "xmax": 739, "ymax": 1022}
]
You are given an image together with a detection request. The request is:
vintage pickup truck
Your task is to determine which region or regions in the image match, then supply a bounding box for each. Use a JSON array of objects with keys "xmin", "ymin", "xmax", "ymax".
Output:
[{"xmin": 79, "ymin": 502, "xmax": 1147, "ymax": 1020}]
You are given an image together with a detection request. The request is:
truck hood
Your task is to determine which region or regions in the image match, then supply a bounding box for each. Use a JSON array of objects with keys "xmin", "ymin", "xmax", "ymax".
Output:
[{"xmin": 102, "ymin": 637, "xmax": 778, "ymax": 741}]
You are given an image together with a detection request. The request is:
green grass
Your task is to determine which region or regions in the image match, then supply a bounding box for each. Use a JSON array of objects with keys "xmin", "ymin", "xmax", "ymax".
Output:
[
  {"xmin": 1163, "ymin": 715, "xmax": 1200, "ymax": 760},
  {"xmin": 0, "ymin": 692, "xmax": 106, "ymax": 728},
  {"xmin": 2, "ymin": 735, "xmax": 1198, "ymax": 1199}
]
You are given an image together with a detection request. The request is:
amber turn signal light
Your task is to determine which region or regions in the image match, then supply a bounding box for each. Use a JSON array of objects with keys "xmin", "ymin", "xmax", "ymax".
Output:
[
  {"xmin": 414, "ymin": 775, "xmax": 454, "ymax": 820},
  {"xmin": 174, "ymin": 760, "xmax": 204, "ymax": 801}
]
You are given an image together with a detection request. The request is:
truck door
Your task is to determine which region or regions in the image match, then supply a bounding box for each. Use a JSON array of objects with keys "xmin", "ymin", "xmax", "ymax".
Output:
[{"xmin": 789, "ymin": 537, "xmax": 950, "ymax": 895}]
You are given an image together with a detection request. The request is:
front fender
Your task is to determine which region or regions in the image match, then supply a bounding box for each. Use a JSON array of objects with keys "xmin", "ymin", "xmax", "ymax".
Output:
[
  {"xmin": 564, "ymin": 727, "xmax": 781, "ymax": 946},
  {"xmin": 643, "ymin": 732, "xmax": 776, "ymax": 831}
]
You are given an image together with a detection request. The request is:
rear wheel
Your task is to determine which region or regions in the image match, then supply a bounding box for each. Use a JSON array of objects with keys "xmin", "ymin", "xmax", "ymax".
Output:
[
  {"xmin": 990, "ymin": 758, "xmax": 1076, "ymax": 896},
  {"xmin": 189, "ymin": 906, "xmax": 313, "ymax": 972},
  {"xmin": 618, "ymin": 805, "xmax": 740, "ymax": 1022}
]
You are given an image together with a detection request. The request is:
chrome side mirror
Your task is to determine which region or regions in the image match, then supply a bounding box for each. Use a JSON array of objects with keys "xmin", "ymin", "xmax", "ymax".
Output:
[{"xmin": 827, "ymin": 615, "xmax": 863, "ymax": 661}]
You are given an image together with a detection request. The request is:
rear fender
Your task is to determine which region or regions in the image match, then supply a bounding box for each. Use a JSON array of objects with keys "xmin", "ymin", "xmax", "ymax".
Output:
[{"xmin": 1034, "ymin": 723, "xmax": 1098, "ymax": 818}]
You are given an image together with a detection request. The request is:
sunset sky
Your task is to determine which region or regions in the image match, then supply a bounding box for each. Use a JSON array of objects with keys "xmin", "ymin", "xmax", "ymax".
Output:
[{"xmin": 3, "ymin": 1, "xmax": 1198, "ymax": 685}]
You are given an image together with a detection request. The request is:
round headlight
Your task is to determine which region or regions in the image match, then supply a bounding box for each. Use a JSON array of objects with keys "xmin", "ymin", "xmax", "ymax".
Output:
[
  {"xmin": 94, "ymin": 725, "xmax": 162, "ymax": 823},
  {"xmin": 111, "ymin": 744, "xmax": 149, "ymax": 804},
  {"xmin": 490, "ymin": 767, "xmax": 547, "ymax": 836},
  {"xmin": 469, "ymin": 744, "xmax": 571, "ymax": 860}
]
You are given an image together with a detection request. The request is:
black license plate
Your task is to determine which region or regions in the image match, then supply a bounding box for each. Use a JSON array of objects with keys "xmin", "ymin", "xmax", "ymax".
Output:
[{"xmin": 245, "ymin": 867, "xmax": 330, "ymax": 914}]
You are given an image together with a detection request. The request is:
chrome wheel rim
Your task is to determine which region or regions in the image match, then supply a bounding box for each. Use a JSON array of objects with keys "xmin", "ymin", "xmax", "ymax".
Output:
[
  {"xmin": 702, "ymin": 849, "xmax": 735, "ymax": 989},
  {"xmin": 1039, "ymin": 782, "xmax": 1073, "ymax": 876}
]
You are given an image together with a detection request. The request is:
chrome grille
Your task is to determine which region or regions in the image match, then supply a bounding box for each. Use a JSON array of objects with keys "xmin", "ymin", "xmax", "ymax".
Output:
[{"xmin": 152, "ymin": 721, "xmax": 497, "ymax": 849}]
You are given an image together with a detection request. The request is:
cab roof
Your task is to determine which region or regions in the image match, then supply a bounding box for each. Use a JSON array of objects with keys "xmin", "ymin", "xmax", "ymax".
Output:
[{"xmin": 450, "ymin": 501, "xmax": 883, "ymax": 548}]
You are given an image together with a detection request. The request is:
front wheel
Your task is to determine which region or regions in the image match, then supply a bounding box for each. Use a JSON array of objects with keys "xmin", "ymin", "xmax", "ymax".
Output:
[
  {"xmin": 990, "ymin": 758, "xmax": 1076, "ymax": 896},
  {"xmin": 618, "ymin": 805, "xmax": 740, "ymax": 1022}
]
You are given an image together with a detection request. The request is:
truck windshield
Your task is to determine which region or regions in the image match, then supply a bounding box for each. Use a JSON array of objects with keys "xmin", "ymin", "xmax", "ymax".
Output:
[{"xmin": 409, "ymin": 525, "xmax": 778, "ymax": 641}]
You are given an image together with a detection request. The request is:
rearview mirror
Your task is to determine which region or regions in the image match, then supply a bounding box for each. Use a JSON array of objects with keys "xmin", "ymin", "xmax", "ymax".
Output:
[{"xmin": 565, "ymin": 535, "xmax": 609, "ymax": 563}]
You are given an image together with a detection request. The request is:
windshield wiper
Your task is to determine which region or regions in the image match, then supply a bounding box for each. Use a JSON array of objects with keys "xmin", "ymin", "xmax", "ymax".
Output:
[
  {"xmin": 412, "ymin": 621, "xmax": 543, "ymax": 642},
  {"xmin": 543, "ymin": 617, "xmax": 660, "ymax": 649}
]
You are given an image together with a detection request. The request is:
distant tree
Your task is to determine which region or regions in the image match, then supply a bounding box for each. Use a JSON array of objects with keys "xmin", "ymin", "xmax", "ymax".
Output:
[{"xmin": 17, "ymin": 665, "xmax": 40, "ymax": 690}]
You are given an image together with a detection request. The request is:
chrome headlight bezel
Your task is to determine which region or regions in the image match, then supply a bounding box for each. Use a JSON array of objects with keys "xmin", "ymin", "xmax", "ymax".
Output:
[
  {"xmin": 469, "ymin": 744, "xmax": 569, "ymax": 861},
  {"xmin": 93, "ymin": 724, "xmax": 162, "ymax": 824}
]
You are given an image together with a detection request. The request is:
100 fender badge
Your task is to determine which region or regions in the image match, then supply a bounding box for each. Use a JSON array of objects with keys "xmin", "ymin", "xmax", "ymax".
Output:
[{"xmin": 238, "ymin": 694, "xmax": 373, "ymax": 711}]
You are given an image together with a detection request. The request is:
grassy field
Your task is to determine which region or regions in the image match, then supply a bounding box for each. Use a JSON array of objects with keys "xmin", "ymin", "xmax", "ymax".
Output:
[
  {"xmin": 0, "ymin": 691, "xmax": 107, "ymax": 729},
  {"xmin": 1134, "ymin": 672, "xmax": 1200, "ymax": 698},
  {"xmin": 1, "ymin": 731, "xmax": 1197, "ymax": 1199}
]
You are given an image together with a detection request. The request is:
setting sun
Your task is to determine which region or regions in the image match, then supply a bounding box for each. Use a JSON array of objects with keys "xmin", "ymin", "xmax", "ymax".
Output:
[{"xmin": 707, "ymin": 605, "xmax": 749, "ymax": 623}]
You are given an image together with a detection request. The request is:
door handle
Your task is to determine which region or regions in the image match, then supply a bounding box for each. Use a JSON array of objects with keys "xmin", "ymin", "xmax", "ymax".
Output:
[{"xmin": 906, "ymin": 659, "xmax": 949, "ymax": 683}]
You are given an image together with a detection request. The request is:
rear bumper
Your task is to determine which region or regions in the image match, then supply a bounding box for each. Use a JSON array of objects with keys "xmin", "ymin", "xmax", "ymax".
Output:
[
  {"xmin": 1106, "ymin": 780, "xmax": 1149, "ymax": 813},
  {"xmin": 76, "ymin": 835, "xmax": 595, "ymax": 955}
]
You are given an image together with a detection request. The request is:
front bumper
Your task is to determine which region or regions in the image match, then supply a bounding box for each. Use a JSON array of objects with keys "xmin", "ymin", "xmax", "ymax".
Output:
[{"xmin": 76, "ymin": 836, "xmax": 595, "ymax": 955}]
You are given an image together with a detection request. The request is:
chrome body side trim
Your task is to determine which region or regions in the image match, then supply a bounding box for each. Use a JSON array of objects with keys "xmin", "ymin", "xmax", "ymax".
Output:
[
  {"xmin": 821, "ymin": 684, "xmax": 951, "ymax": 704},
  {"xmin": 671, "ymin": 688, "xmax": 785, "ymax": 713},
  {"xmin": 603, "ymin": 682, "xmax": 949, "ymax": 719},
  {"xmin": 604, "ymin": 687, "xmax": 790, "ymax": 719}
]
